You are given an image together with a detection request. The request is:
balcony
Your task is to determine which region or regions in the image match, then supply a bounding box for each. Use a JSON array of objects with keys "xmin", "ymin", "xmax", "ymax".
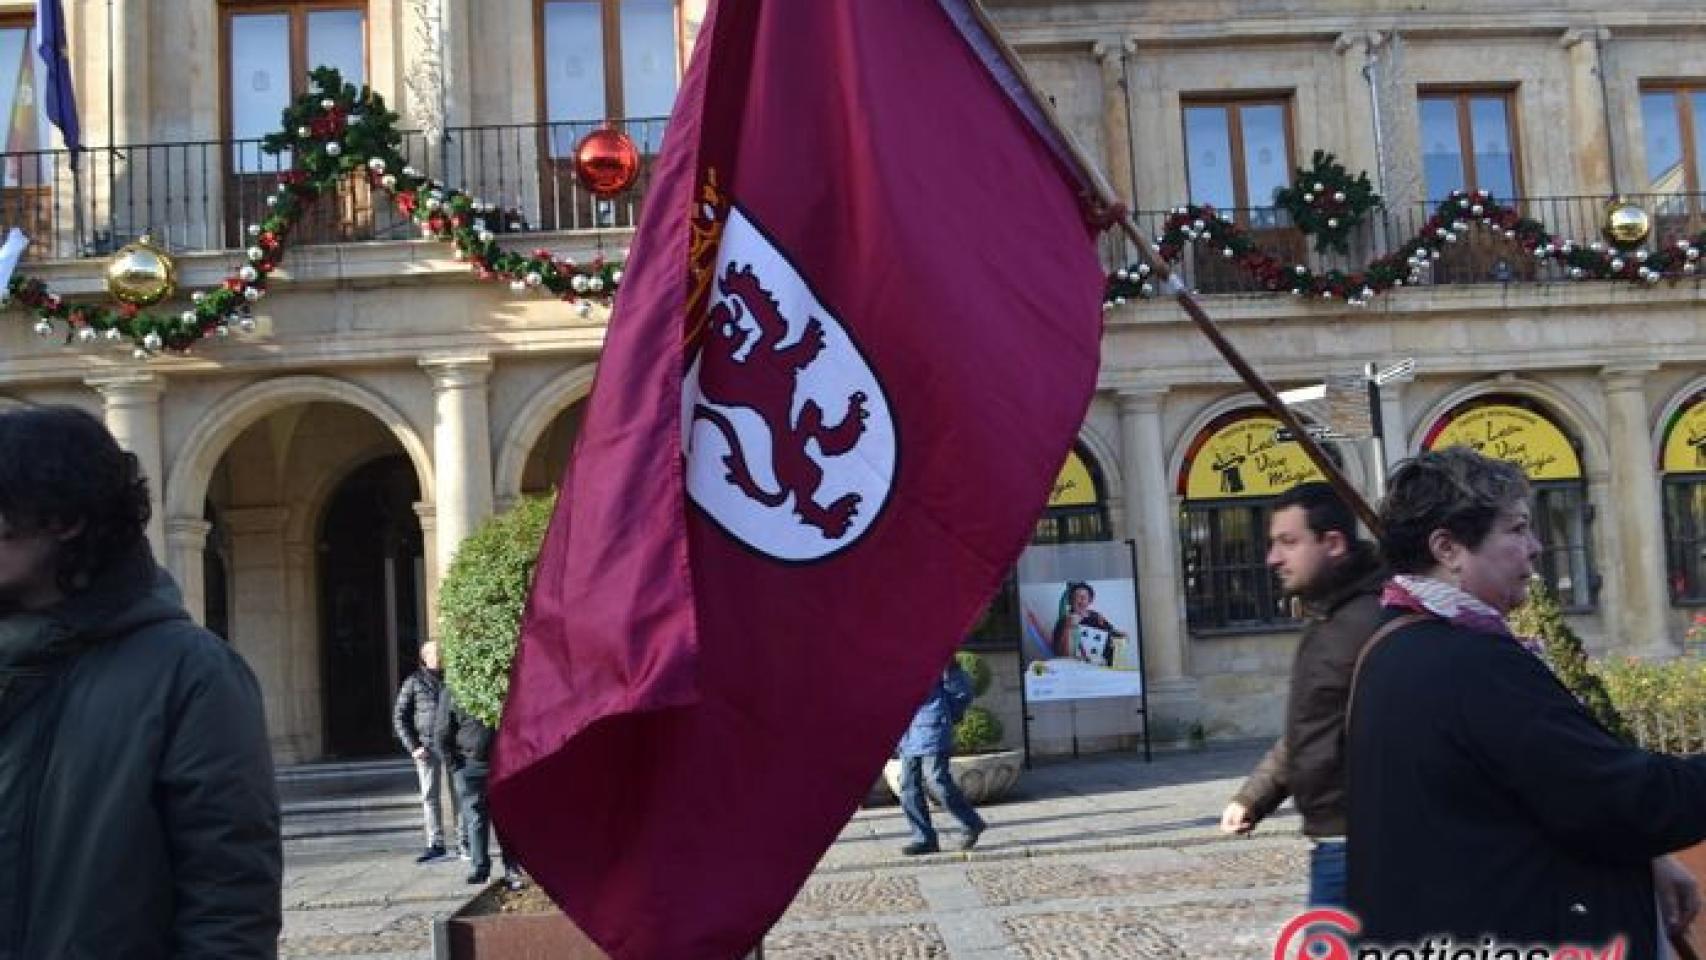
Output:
[
  {"xmin": 0, "ymin": 117, "xmax": 669, "ymax": 262},
  {"xmin": 1128, "ymin": 193, "xmax": 1706, "ymax": 296}
]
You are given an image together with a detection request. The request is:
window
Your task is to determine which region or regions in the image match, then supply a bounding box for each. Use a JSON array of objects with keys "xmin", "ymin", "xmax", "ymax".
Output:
[
  {"xmin": 539, "ymin": 0, "xmax": 679, "ymax": 156},
  {"xmin": 1533, "ymin": 483, "xmax": 1596, "ymax": 610},
  {"xmin": 1640, "ymin": 85, "xmax": 1706, "ymax": 238},
  {"xmin": 222, "ymin": 2, "xmax": 367, "ymax": 244},
  {"xmin": 1177, "ymin": 411, "xmax": 1334, "ymax": 633},
  {"xmin": 1418, "ymin": 90, "xmax": 1519, "ymax": 202},
  {"xmin": 1180, "ymin": 500, "xmax": 1292, "ymax": 631},
  {"xmin": 224, "ymin": 3, "xmax": 366, "ymax": 174},
  {"xmin": 0, "ymin": 17, "xmax": 56, "ymax": 251},
  {"xmin": 1661, "ymin": 394, "xmax": 1706, "ymax": 603},
  {"xmin": 1182, "ymin": 98, "xmax": 1293, "ymax": 226}
]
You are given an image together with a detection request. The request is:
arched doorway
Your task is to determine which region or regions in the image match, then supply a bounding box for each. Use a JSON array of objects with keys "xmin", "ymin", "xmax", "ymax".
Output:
[
  {"xmin": 318, "ymin": 455, "xmax": 426, "ymax": 758},
  {"xmin": 519, "ymin": 401, "xmax": 585, "ymax": 497}
]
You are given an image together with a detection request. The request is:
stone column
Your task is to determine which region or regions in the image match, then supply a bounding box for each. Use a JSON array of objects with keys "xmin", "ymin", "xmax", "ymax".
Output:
[
  {"xmin": 87, "ymin": 372, "xmax": 166, "ymax": 555},
  {"xmin": 225, "ymin": 506, "xmax": 296, "ymax": 758},
  {"xmin": 421, "ymin": 355, "xmax": 495, "ymax": 580},
  {"xmin": 111, "ymin": 0, "xmax": 151, "ymax": 148},
  {"xmin": 1118, "ymin": 388, "xmax": 1200, "ymax": 736},
  {"xmin": 1602, "ymin": 367, "xmax": 1673, "ymax": 656},
  {"xmin": 1561, "ymin": 28, "xmax": 1614, "ymax": 197},
  {"xmin": 414, "ymin": 501, "xmax": 440, "ymax": 639},
  {"xmin": 282, "ymin": 538, "xmax": 320, "ymax": 762},
  {"xmin": 1092, "ymin": 39, "xmax": 1136, "ymax": 209},
  {"xmin": 164, "ymin": 517, "xmax": 211, "ymax": 625}
]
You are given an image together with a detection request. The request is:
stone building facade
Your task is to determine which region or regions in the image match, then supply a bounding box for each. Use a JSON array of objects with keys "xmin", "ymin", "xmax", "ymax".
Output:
[{"xmin": 0, "ymin": 0, "xmax": 1701, "ymax": 761}]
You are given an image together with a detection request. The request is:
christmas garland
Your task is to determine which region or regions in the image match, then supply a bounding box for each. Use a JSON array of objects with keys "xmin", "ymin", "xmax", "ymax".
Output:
[
  {"xmin": 8, "ymin": 66, "xmax": 624, "ymax": 357},
  {"xmin": 1105, "ymin": 190, "xmax": 1705, "ymax": 308},
  {"xmin": 1272, "ymin": 151, "xmax": 1380, "ymax": 255}
]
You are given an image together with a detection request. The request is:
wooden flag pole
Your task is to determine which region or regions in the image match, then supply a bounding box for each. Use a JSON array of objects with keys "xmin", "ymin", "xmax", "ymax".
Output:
[{"xmin": 958, "ymin": 0, "xmax": 1383, "ymax": 537}]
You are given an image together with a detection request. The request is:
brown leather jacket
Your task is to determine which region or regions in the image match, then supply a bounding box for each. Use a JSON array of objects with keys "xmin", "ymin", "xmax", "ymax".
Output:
[{"xmin": 1232, "ymin": 543, "xmax": 1385, "ymax": 838}]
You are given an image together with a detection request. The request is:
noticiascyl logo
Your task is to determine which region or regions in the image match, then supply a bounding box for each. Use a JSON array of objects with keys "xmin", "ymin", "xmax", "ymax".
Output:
[{"xmin": 1273, "ymin": 909, "xmax": 1359, "ymax": 960}]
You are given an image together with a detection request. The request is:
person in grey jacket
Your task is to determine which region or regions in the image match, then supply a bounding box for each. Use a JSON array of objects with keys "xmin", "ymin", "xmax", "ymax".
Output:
[
  {"xmin": 0, "ymin": 405, "xmax": 281, "ymax": 960},
  {"xmin": 393, "ymin": 640, "xmax": 460, "ymax": 862}
]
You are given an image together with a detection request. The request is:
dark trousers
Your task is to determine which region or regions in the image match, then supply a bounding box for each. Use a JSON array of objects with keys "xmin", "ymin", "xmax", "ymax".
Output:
[
  {"xmin": 898, "ymin": 752, "xmax": 985, "ymax": 846},
  {"xmin": 453, "ymin": 759, "xmax": 509, "ymax": 875}
]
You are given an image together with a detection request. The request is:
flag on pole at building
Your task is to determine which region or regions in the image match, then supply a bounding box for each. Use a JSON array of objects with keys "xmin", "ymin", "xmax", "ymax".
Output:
[
  {"xmin": 34, "ymin": 0, "xmax": 79, "ymax": 168},
  {"xmin": 489, "ymin": 1, "xmax": 1110, "ymax": 957}
]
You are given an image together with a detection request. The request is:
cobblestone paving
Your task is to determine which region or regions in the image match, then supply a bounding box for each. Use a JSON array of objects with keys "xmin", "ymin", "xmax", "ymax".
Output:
[
  {"xmin": 764, "ymin": 923, "xmax": 948, "ymax": 959},
  {"xmin": 280, "ymin": 908, "xmax": 440, "ymax": 957},
  {"xmin": 1001, "ymin": 897, "xmax": 1303, "ymax": 960},
  {"xmin": 966, "ymin": 839, "xmax": 1307, "ymax": 906},
  {"xmin": 779, "ymin": 875, "xmax": 931, "ymax": 922}
]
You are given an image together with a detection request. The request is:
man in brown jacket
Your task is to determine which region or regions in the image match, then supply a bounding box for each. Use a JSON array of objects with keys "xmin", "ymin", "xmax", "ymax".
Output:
[{"xmin": 1220, "ymin": 482, "xmax": 1384, "ymax": 908}]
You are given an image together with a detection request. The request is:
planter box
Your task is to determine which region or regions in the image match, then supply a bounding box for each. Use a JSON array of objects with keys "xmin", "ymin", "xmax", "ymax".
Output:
[
  {"xmin": 882, "ymin": 749, "xmax": 1024, "ymax": 806},
  {"xmin": 1669, "ymin": 842, "xmax": 1706, "ymax": 956},
  {"xmin": 432, "ymin": 884, "xmax": 605, "ymax": 960}
]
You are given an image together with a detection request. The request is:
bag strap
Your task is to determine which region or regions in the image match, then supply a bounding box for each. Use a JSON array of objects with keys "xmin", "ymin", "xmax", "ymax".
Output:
[{"xmin": 1345, "ymin": 613, "xmax": 1431, "ymax": 726}]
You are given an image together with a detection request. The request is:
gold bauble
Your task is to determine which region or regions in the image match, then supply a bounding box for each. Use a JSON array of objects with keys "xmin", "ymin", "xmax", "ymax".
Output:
[
  {"xmin": 105, "ymin": 235, "xmax": 178, "ymax": 306},
  {"xmin": 1603, "ymin": 199, "xmax": 1652, "ymax": 248}
]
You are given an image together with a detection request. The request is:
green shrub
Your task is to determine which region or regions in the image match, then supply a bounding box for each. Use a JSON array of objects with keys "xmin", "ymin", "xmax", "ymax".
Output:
[
  {"xmin": 437, "ymin": 494, "xmax": 556, "ymax": 727},
  {"xmin": 953, "ymin": 706, "xmax": 1003, "ymax": 755},
  {"xmin": 1509, "ymin": 576, "xmax": 1630, "ymax": 742},
  {"xmin": 1597, "ymin": 655, "xmax": 1706, "ymax": 755},
  {"xmin": 951, "ymin": 651, "xmax": 1004, "ymax": 754},
  {"xmin": 955, "ymin": 650, "xmax": 992, "ymax": 697}
]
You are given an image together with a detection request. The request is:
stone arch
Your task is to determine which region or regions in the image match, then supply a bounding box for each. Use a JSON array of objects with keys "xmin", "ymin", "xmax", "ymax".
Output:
[
  {"xmin": 1166, "ymin": 390, "xmax": 1369, "ymax": 496},
  {"xmin": 1074, "ymin": 419, "xmax": 1123, "ymax": 507},
  {"xmin": 493, "ymin": 363, "xmax": 598, "ymax": 509},
  {"xmin": 165, "ymin": 375, "xmax": 435, "ymax": 523},
  {"xmin": 1407, "ymin": 377, "xmax": 1609, "ymax": 480}
]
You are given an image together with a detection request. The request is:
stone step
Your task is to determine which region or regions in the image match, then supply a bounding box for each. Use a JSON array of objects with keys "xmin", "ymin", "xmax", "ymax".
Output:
[{"xmin": 276, "ymin": 757, "xmax": 416, "ymax": 804}]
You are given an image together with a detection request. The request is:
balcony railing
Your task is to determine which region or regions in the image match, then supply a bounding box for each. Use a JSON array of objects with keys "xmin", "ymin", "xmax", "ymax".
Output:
[
  {"xmin": 1128, "ymin": 193, "xmax": 1706, "ymax": 296},
  {"xmin": 0, "ymin": 116, "xmax": 670, "ymax": 261}
]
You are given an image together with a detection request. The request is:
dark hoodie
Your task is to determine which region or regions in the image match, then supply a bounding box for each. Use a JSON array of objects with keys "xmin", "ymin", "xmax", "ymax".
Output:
[
  {"xmin": 0, "ymin": 544, "xmax": 281, "ymax": 959},
  {"xmin": 1232, "ymin": 541, "xmax": 1386, "ymax": 838}
]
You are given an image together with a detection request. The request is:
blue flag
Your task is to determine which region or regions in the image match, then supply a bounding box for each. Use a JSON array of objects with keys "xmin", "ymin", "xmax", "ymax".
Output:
[{"xmin": 34, "ymin": 0, "xmax": 78, "ymax": 168}]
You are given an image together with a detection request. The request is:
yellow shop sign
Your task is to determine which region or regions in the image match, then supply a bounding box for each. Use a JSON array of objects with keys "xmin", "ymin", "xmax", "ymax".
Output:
[
  {"xmin": 1184, "ymin": 415, "xmax": 1327, "ymax": 500},
  {"xmin": 1050, "ymin": 449, "xmax": 1098, "ymax": 507},
  {"xmin": 1425, "ymin": 404, "xmax": 1581, "ymax": 481},
  {"xmin": 1663, "ymin": 398, "xmax": 1706, "ymax": 474}
]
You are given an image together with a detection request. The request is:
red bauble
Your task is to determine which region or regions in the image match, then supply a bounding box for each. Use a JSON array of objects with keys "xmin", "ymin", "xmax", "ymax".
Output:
[{"xmin": 573, "ymin": 128, "xmax": 641, "ymax": 199}]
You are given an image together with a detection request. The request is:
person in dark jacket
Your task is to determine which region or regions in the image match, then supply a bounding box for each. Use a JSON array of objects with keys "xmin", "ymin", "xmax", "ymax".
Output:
[
  {"xmin": 435, "ymin": 686, "xmax": 522, "ymax": 888},
  {"xmin": 394, "ymin": 640, "xmax": 461, "ymax": 862},
  {"xmin": 896, "ymin": 660, "xmax": 985, "ymax": 855},
  {"xmin": 1221, "ymin": 482, "xmax": 1384, "ymax": 907},
  {"xmin": 1349, "ymin": 447, "xmax": 1706, "ymax": 957},
  {"xmin": 0, "ymin": 405, "xmax": 280, "ymax": 959}
]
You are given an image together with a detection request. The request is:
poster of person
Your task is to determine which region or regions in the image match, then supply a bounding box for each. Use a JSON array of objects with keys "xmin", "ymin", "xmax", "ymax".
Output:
[{"xmin": 1015, "ymin": 542, "xmax": 1144, "ymax": 703}]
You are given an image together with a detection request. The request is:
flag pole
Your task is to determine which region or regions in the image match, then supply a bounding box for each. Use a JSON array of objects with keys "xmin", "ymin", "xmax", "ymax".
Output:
[{"xmin": 960, "ymin": 1, "xmax": 1382, "ymax": 537}]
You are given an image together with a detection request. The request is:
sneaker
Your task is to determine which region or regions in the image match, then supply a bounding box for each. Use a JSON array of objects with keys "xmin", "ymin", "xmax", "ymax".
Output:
[
  {"xmin": 414, "ymin": 845, "xmax": 447, "ymax": 864},
  {"xmin": 458, "ymin": 849, "xmax": 472, "ymax": 862},
  {"xmin": 465, "ymin": 867, "xmax": 490, "ymax": 885},
  {"xmin": 502, "ymin": 873, "xmax": 528, "ymax": 892},
  {"xmin": 900, "ymin": 840, "xmax": 939, "ymax": 856},
  {"xmin": 958, "ymin": 826, "xmax": 985, "ymax": 852}
]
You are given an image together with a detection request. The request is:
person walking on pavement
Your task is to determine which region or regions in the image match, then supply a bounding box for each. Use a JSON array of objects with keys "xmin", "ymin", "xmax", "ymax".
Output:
[
  {"xmin": 0, "ymin": 405, "xmax": 281, "ymax": 958},
  {"xmin": 394, "ymin": 640, "xmax": 461, "ymax": 863},
  {"xmin": 897, "ymin": 658, "xmax": 986, "ymax": 855},
  {"xmin": 435, "ymin": 685, "xmax": 524, "ymax": 889},
  {"xmin": 1219, "ymin": 482, "xmax": 1384, "ymax": 908}
]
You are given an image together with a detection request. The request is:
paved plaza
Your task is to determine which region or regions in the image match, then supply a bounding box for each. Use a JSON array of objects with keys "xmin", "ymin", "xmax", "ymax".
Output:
[{"xmin": 282, "ymin": 742, "xmax": 1311, "ymax": 959}]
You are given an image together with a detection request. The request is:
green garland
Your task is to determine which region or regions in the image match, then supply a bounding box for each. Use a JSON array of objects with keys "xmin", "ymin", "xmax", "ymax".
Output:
[
  {"xmin": 1273, "ymin": 151, "xmax": 1381, "ymax": 255},
  {"xmin": 8, "ymin": 66, "xmax": 625, "ymax": 356},
  {"xmin": 1105, "ymin": 190, "xmax": 1705, "ymax": 308}
]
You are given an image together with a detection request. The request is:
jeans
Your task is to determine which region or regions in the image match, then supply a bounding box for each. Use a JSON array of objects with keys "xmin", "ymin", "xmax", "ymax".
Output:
[
  {"xmin": 899, "ymin": 753, "xmax": 985, "ymax": 846},
  {"xmin": 412, "ymin": 751, "xmax": 461, "ymax": 849},
  {"xmin": 1308, "ymin": 839, "xmax": 1347, "ymax": 908},
  {"xmin": 454, "ymin": 760, "xmax": 509, "ymax": 875}
]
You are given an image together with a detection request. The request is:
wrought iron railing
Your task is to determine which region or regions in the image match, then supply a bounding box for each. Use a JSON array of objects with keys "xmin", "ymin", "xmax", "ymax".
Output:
[
  {"xmin": 1128, "ymin": 193, "xmax": 1706, "ymax": 296},
  {"xmin": 0, "ymin": 116, "xmax": 670, "ymax": 261}
]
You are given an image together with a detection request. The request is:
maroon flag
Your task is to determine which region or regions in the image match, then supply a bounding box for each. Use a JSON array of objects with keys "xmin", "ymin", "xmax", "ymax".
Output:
[{"xmin": 490, "ymin": 1, "xmax": 1107, "ymax": 956}]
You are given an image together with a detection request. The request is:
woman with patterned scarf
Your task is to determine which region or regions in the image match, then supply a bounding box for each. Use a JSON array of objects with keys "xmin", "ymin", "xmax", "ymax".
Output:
[{"xmin": 1347, "ymin": 446, "xmax": 1706, "ymax": 959}]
